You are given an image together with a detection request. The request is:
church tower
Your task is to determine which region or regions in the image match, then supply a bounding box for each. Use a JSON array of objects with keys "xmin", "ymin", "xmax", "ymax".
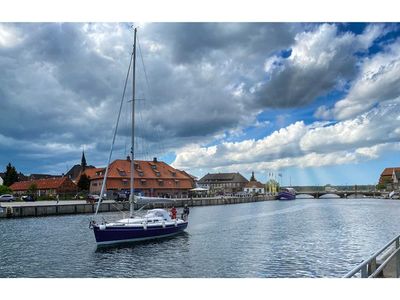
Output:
[{"xmin": 81, "ymin": 150, "xmax": 87, "ymax": 171}]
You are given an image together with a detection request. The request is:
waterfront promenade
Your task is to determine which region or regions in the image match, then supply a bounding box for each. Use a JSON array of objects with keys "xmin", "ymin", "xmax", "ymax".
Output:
[{"xmin": 0, "ymin": 195, "xmax": 274, "ymax": 218}]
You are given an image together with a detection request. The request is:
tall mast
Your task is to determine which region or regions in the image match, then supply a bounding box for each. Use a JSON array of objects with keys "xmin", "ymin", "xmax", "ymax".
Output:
[{"xmin": 130, "ymin": 27, "xmax": 137, "ymax": 217}]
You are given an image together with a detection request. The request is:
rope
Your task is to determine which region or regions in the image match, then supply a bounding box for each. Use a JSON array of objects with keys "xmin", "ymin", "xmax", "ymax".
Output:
[{"xmin": 94, "ymin": 50, "xmax": 134, "ymax": 217}]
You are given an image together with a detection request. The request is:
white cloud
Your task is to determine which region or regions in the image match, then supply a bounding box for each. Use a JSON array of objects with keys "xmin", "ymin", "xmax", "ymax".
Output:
[
  {"xmin": 0, "ymin": 24, "xmax": 23, "ymax": 47},
  {"xmin": 253, "ymin": 23, "xmax": 385, "ymax": 109},
  {"xmin": 173, "ymin": 100, "xmax": 400, "ymax": 173},
  {"xmin": 317, "ymin": 39, "xmax": 400, "ymax": 120}
]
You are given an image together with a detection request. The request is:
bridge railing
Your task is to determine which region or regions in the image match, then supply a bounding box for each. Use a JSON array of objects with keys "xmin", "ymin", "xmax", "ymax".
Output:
[{"xmin": 344, "ymin": 234, "xmax": 400, "ymax": 278}]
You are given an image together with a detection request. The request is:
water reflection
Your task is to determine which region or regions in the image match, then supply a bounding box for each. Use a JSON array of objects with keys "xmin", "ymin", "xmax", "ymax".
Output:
[{"xmin": 1, "ymin": 198, "xmax": 400, "ymax": 277}]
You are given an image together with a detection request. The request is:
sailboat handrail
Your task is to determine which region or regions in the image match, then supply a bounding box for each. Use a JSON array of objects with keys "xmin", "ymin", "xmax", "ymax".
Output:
[{"xmin": 94, "ymin": 43, "xmax": 134, "ymax": 217}]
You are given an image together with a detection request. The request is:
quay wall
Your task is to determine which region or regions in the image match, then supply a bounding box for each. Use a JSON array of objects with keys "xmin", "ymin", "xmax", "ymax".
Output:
[{"xmin": 0, "ymin": 196, "xmax": 274, "ymax": 219}]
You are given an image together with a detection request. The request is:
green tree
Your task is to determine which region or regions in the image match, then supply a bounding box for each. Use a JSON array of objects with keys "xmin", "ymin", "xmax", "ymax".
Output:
[
  {"xmin": 27, "ymin": 183, "xmax": 38, "ymax": 196},
  {"xmin": 0, "ymin": 185, "xmax": 12, "ymax": 194},
  {"xmin": 376, "ymin": 183, "xmax": 386, "ymax": 191},
  {"xmin": 77, "ymin": 174, "xmax": 90, "ymax": 191},
  {"xmin": 3, "ymin": 163, "xmax": 19, "ymax": 186}
]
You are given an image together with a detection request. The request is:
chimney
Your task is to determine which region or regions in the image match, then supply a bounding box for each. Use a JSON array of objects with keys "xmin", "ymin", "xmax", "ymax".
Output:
[
  {"xmin": 127, "ymin": 155, "xmax": 131, "ymax": 161},
  {"xmin": 153, "ymin": 157, "xmax": 157, "ymax": 163}
]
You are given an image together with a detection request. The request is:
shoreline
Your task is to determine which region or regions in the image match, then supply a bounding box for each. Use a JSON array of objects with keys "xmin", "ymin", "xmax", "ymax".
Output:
[{"xmin": 0, "ymin": 195, "xmax": 275, "ymax": 218}]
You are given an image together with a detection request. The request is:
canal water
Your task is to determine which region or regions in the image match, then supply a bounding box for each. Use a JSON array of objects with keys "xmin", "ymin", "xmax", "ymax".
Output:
[{"xmin": 1, "ymin": 198, "xmax": 400, "ymax": 278}]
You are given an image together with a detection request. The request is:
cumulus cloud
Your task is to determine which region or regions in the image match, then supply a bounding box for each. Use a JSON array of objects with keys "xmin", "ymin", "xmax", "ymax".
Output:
[
  {"xmin": 0, "ymin": 22, "xmax": 301, "ymax": 173},
  {"xmin": 173, "ymin": 100, "xmax": 400, "ymax": 173},
  {"xmin": 251, "ymin": 23, "xmax": 384, "ymax": 108},
  {"xmin": 326, "ymin": 40, "xmax": 400, "ymax": 119},
  {"xmin": 0, "ymin": 22, "xmax": 398, "ymax": 176}
]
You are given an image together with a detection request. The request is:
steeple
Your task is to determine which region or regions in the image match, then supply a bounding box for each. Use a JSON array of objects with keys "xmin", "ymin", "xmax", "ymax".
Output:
[
  {"xmin": 250, "ymin": 171, "xmax": 255, "ymax": 182},
  {"xmin": 81, "ymin": 150, "xmax": 87, "ymax": 170}
]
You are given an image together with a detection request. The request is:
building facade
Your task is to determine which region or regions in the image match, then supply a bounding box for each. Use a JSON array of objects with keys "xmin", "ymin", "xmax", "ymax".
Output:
[
  {"xmin": 379, "ymin": 167, "xmax": 400, "ymax": 190},
  {"xmin": 243, "ymin": 172, "xmax": 265, "ymax": 194},
  {"xmin": 10, "ymin": 177, "xmax": 78, "ymax": 196},
  {"xmin": 89, "ymin": 157, "xmax": 195, "ymax": 198},
  {"xmin": 198, "ymin": 172, "xmax": 249, "ymax": 195},
  {"xmin": 65, "ymin": 151, "xmax": 96, "ymax": 183}
]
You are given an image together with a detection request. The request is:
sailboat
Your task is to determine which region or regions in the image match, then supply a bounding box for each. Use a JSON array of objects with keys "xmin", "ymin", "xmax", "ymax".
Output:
[{"xmin": 89, "ymin": 28, "xmax": 188, "ymax": 246}]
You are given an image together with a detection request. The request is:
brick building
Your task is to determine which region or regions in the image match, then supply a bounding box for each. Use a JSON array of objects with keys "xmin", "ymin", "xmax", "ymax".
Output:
[
  {"xmin": 198, "ymin": 172, "xmax": 249, "ymax": 195},
  {"xmin": 89, "ymin": 157, "xmax": 195, "ymax": 198},
  {"xmin": 379, "ymin": 167, "xmax": 400, "ymax": 190},
  {"xmin": 10, "ymin": 177, "xmax": 77, "ymax": 196},
  {"xmin": 244, "ymin": 172, "xmax": 265, "ymax": 194}
]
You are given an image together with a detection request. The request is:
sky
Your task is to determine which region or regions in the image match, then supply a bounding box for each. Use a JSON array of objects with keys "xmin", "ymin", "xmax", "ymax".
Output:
[{"xmin": 0, "ymin": 22, "xmax": 400, "ymax": 186}]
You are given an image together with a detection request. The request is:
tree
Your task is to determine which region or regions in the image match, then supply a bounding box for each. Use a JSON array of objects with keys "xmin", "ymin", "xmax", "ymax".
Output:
[
  {"xmin": 0, "ymin": 185, "xmax": 12, "ymax": 194},
  {"xmin": 77, "ymin": 174, "xmax": 90, "ymax": 191},
  {"xmin": 3, "ymin": 163, "xmax": 19, "ymax": 186},
  {"xmin": 376, "ymin": 183, "xmax": 386, "ymax": 191},
  {"xmin": 27, "ymin": 183, "xmax": 38, "ymax": 196}
]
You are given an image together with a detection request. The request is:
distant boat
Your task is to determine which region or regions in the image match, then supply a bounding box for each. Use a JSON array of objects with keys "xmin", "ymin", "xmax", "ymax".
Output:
[
  {"xmin": 89, "ymin": 28, "xmax": 188, "ymax": 246},
  {"xmin": 277, "ymin": 188, "xmax": 296, "ymax": 200}
]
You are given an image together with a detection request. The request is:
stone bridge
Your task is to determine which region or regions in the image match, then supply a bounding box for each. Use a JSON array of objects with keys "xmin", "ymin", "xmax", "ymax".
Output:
[{"xmin": 296, "ymin": 191, "xmax": 384, "ymax": 199}]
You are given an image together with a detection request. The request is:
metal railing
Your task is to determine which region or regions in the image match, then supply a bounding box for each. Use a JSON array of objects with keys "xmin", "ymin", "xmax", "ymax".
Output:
[{"xmin": 344, "ymin": 234, "xmax": 400, "ymax": 278}]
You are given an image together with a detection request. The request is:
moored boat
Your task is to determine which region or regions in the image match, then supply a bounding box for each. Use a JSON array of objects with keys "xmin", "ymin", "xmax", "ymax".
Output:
[
  {"xmin": 89, "ymin": 27, "xmax": 188, "ymax": 246},
  {"xmin": 277, "ymin": 187, "xmax": 296, "ymax": 200}
]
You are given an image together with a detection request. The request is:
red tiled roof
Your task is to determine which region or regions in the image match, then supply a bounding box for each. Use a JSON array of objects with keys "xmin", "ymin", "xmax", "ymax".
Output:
[
  {"xmin": 82, "ymin": 168, "xmax": 103, "ymax": 179},
  {"xmin": 10, "ymin": 177, "xmax": 75, "ymax": 191},
  {"xmin": 381, "ymin": 167, "xmax": 400, "ymax": 176},
  {"xmin": 244, "ymin": 180, "xmax": 264, "ymax": 188},
  {"xmin": 90, "ymin": 159, "xmax": 194, "ymax": 190}
]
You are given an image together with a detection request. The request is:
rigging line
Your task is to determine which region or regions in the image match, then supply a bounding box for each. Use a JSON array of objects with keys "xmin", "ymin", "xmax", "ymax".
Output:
[
  {"xmin": 137, "ymin": 35, "xmax": 151, "ymax": 99},
  {"xmin": 94, "ymin": 51, "xmax": 134, "ymax": 217}
]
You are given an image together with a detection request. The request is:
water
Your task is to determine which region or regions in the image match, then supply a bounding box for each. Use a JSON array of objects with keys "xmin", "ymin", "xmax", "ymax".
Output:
[{"xmin": 1, "ymin": 198, "xmax": 400, "ymax": 278}]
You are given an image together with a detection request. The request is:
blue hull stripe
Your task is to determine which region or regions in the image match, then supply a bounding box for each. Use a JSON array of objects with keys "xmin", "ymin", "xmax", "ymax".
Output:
[
  {"xmin": 277, "ymin": 192, "xmax": 296, "ymax": 200},
  {"xmin": 93, "ymin": 222, "xmax": 188, "ymax": 245}
]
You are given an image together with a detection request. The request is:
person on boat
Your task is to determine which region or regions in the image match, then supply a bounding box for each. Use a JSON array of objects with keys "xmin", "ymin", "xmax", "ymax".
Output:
[
  {"xmin": 182, "ymin": 204, "xmax": 190, "ymax": 220},
  {"xmin": 170, "ymin": 206, "xmax": 177, "ymax": 219}
]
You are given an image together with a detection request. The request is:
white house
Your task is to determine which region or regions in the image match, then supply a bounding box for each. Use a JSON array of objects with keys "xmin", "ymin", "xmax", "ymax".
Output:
[{"xmin": 243, "ymin": 172, "xmax": 265, "ymax": 194}]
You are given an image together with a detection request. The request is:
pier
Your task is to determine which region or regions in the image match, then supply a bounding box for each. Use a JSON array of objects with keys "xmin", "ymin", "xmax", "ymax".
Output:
[{"xmin": 0, "ymin": 195, "xmax": 274, "ymax": 218}]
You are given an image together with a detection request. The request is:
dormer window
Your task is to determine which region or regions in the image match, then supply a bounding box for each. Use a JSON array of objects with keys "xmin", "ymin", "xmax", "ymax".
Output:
[
  {"xmin": 117, "ymin": 168, "xmax": 127, "ymax": 176},
  {"xmin": 139, "ymin": 171, "xmax": 144, "ymax": 177},
  {"xmin": 158, "ymin": 179, "xmax": 164, "ymax": 186},
  {"xmin": 156, "ymin": 171, "xmax": 161, "ymax": 177}
]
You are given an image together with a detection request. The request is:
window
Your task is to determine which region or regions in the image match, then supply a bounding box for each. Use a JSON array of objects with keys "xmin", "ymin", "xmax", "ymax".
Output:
[
  {"xmin": 158, "ymin": 179, "xmax": 164, "ymax": 186},
  {"xmin": 117, "ymin": 168, "xmax": 127, "ymax": 176},
  {"xmin": 141, "ymin": 179, "xmax": 147, "ymax": 186},
  {"xmin": 156, "ymin": 172, "xmax": 161, "ymax": 177}
]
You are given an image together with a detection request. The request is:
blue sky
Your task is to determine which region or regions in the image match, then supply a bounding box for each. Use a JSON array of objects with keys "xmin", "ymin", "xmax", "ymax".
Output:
[{"xmin": 0, "ymin": 22, "xmax": 400, "ymax": 186}]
